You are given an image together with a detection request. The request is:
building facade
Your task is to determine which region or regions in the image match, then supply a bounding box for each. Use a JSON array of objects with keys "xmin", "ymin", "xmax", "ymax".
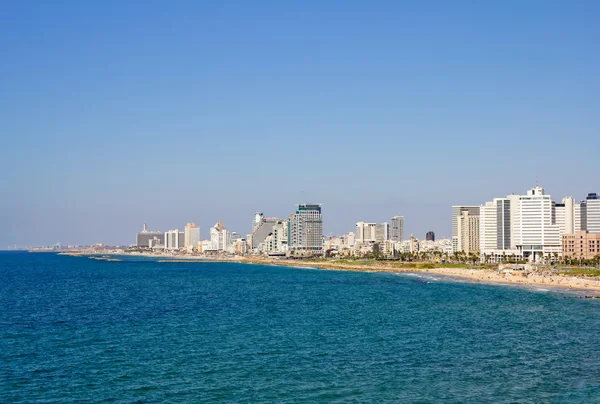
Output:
[
  {"xmin": 288, "ymin": 204, "xmax": 323, "ymax": 254},
  {"xmin": 356, "ymin": 222, "xmax": 377, "ymax": 243},
  {"xmin": 164, "ymin": 229, "xmax": 183, "ymax": 250},
  {"xmin": 562, "ymin": 231, "xmax": 600, "ymax": 260},
  {"xmin": 425, "ymin": 231, "xmax": 435, "ymax": 241},
  {"xmin": 391, "ymin": 216, "xmax": 404, "ymax": 242},
  {"xmin": 136, "ymin": 223, "xmax": 164, "ymax": 247},
  {"xmin": 209, "ymin": 221, "xmax": 229, "ymax": 251},
  {"xmin": 375, "ymin": 222, "xmax": 389, "ymax": 242},
  {"xmin": 583, "ymin": 193, "xmax": 600, "ymax": 233},
  {"xmin": 457, "ymin": 211, "xmax": 480, "ymax": 253},
  {"xmin": 184, "ymin": 223, "xmax": 200, "ymax": 249},
  {"xmin": 452, "ymin": 206, "xmax": 480, "ymax": 252},
  {"xmin": 515, "ymin": 186, "xmax": 561, "ymax": 260}
]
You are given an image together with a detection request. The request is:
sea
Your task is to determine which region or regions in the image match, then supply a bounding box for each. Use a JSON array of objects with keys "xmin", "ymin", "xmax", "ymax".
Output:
[{"xmin": 2, "ymin": 251, "xmax": 600, "ymax": 403}]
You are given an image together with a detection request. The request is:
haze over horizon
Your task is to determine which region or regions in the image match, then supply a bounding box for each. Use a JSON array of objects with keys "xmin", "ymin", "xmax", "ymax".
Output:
[{"xmin": 1, "ymin": 1, "xmax": 598, "ymax": 247}]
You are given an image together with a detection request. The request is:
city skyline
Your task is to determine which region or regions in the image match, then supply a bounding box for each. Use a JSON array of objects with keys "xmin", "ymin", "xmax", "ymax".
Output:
[
  {"xmin": 1, "ymin": 1, "xmax": 598, "ymax": 247},
  {"xmin": 3, "ymin": 186, "xmax": 600, "ymax": 248}
]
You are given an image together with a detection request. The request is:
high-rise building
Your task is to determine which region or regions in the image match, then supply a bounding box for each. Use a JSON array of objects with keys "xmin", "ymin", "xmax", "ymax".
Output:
[
  {"xmin": 425, "ymin": 231, "xmax": 435, "ymax": 241},
  {"xmin": 252, "ymin": 212, "xmax": 264, "ymax": 233},
  {"xmin": 514, "ymin": 186, "xmax": 560, "ymax": 260},
  {"xmin": 288, "ymin": 204, "xmax": 323, "ymax": 254},
  {"xmin": 495, "ymin": 198, "xmax": 512, "ymax": 250},
  {"xmin": 575, "ymin": 203, "xmax": 583, "ymax": 232},
  {"xmin": 452, "ymin": 206, "xmax": 480, "ymax": 252},
  {"xmin": 375, "ymin": 222, "xmax": 389, "ymax": 242},
  {"xmin": 184, "ymin": 223, "xmax": 200, "ymax": 249},
  {"xmin": 555, "ymin": 197, "xmax": 576, "ymax": 237},
  {"xmin": 479, "ymin": 201, "xmax": 497, "ymax": 252},
  {"xmin": 583, "ymin": 193, "xmax": 600, "ymax": 233},
  {"xmin": 356, "ymin": 222, "xmax": 377, "ymax": 243},
  {"xmin": 209, "ymin": 221, "xmax": 229, "ymax": 251},
  {"xmin": 250, "ymin": 216, "xmax": 281, "ymax": 249},
  {"xmin": 164, "ymin": 229, "xmax": 181, "ymax": 250},
  {"xmin": 136, "ymin": 223, "xmax": 164, "ymax": 247},
  {"xmin": 391, "ymin": 216, "xmax": 404, "ymax": 242},
  {"xmin": 457, "ymin": 211, "xmax": 480, "ymax": 253}
]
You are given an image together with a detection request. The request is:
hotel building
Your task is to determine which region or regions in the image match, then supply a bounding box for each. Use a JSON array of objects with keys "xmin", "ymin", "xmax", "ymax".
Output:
[
  {"xmin": 288, "ymin": 204, "xmax": 323, "ymax": 254},
  {"xmin": 562, "ymin": 231, "xmax": 600, "ymax": 260}
]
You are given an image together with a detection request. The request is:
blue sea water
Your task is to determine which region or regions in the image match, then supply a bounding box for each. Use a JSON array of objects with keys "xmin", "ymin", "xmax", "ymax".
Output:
[{"xmin": 2, "ymin": 252, "xmax": 600, "ymax": 403}]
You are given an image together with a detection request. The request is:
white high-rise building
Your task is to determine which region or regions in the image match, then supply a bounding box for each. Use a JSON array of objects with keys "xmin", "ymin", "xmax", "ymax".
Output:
[
  {"xmin": 184, "ymin": 222, "xmax": 200, "ymax": 249},
  {"xmin": 209, "ymin": 221, "xmax": 228, "ymax": 251},
  {"xmin": 356, "ymin": 222, "xmax": 377, "ymax": 243},
  {"xmin": 391, "ymin": 216, "xmax": 404, "ymax": 242},
  {"xmin": 478, "ymin": 195, "xmax": 521, "ymax": 261},
  {"xmin": 479, "ymin": 201, "xmax": 497, "ymax": 252},
  {"xmin": 583, "ymin": 193, "xmax": 600, "ymax": 233},
  {"xmin": 165, "ymin": 229, "xmax": 181, "ymax": 250},
  {"xmin": 554, "ymin": 197, "xmax": 575, "ymax": 237},
  {"xmin": 515, "ymin": 186, "xmax": 561, "ymax": 261}
]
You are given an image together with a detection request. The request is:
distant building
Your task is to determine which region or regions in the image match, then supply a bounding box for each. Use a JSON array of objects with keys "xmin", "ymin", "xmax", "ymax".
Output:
[
  {"xmin": 355, "ymin": 222, "xmax": 388, "ymax": 243},
  {"xmin": 457, "ymin": 211, "xmax": 479, "ymax": 253},
  {"xmin": 136, "ymin": 223, "xmax": 164, "ymax": 247},
  {"xmin": 252, "ymin": 212, "xmax": 264, "ymax": 233},
  {"xmin": 562, "ymin": 231, "xmax": 600, "ymax": 260},
  {"xmin": 555, "ymin": 197, "xmax": 576, "ymax": 236},
  {"xmin": 165, "ymin": 229, "xmax": 182, "ymax": 250},
  {"xmin": 355, "ymin": 222, "xmax": 377, "ymax": 243},
  {"xmin": 515, "ymin": 186, "xmax": 560, "ymax": 260},
  {"xmin": 209, "ymin": 221, "xmax": 229, "ymax": 251},
  {"xmin": 582, "ymin": 193, "xmax": 600, "ymax": 233},
  {"xmin": 452, "ymin": 206, "xmax": 480, "ymax": 252},
  {"xmin": 250, "ymin": 216, "xmax": 281, "ymax": 250},
  {"xmin": 376, "ymin": 222, "xmax": 389, "ymax": 242},
  {"xmin": 391, "ymin": 216, "xmax": 404, "ymax": 242},
  {"xmin": 184, "ymin": 223, "xmax": 200, "ymax": 249},
  {"xmin": 288, "ymin": 204, "xmax": 323, "ymax": 254},
  {"xmin": 426, "ymin": 231, "xmax": 435, "ymax": 241}
]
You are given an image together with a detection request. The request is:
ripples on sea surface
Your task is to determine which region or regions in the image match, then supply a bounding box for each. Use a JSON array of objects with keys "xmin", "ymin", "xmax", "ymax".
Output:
[{"xmin": 1, "ymin": 252, "xmax": 600, "ymax": 403}]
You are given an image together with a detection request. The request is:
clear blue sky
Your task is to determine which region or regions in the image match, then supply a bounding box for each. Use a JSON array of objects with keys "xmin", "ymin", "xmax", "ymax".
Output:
[{"xmin": 1, "ymin": 1, "xmax": 598, "ymax": 247}]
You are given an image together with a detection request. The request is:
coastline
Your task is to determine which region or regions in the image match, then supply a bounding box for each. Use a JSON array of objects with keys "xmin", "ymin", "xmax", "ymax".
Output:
[
  {"xmin": 56, "ymin": 250, "xmax": 600, "ymax": 293},
  {"xmin": 241, "ymin": 257, "xmax": 600, "ymax": 293}
]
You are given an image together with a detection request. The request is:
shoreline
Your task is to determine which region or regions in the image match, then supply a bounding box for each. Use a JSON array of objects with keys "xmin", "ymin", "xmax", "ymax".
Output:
[
  {"xmin": 241, "ymin": 257, "xmax": 600, "ymax": 293},
  {"xmin": 56, "ymin": 250, "xmax": 600, "ymax": 293}
]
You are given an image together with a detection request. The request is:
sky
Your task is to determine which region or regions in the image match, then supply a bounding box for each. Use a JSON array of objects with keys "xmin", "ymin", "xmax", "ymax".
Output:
[{"xmin": 1, "ymin": 1, "xmax": 599, "ymax": 247}]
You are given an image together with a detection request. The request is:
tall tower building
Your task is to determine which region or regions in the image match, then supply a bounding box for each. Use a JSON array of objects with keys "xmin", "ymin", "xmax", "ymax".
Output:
[
  {"xmin": 452, "ymin": 206, "xmax": 480, "ymax": 252},
  {"xmin": 425, "ymin": 231, "xmax": 435, "ymax": 241},
  {"xmin": 288, "ymin": 204, "xmax": 323, "ymax": 254},
  {"xmin": 184, "ymin": 223, "xmax": 200, "ymax": 249},
  {"xmin": 356, "ymin": 222, "xmax": 377, "ymax": 243},
  {"xmin": 375, "ymin": 222, "xmax": 389, "ymax": 242},
  {"xmin": 164, "ymin": 229, "xmax": 181, "ymax": 250},
  {"xmin": 584, "ymin": 193, "xmax": 600, "ymax": 233},
  {"xmin": 390, "ymin": 216, "xmax": 404, "ymax": 242},
  {"xmin": 479, "ymin": 201, "xmax": 497, "ymax": 252},
  {"xmin": 457, "ymin": 211, "xmax": 480, "ymax": 253},
  {"xmin": 515, "ymin": 186, "xmax": 560, "ymax": 261}
]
